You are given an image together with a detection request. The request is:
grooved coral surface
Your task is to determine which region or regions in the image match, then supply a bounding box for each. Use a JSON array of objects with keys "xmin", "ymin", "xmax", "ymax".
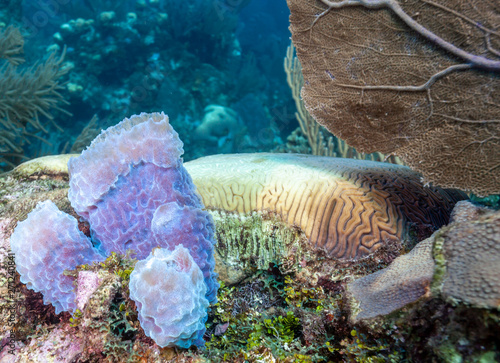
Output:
[
  {"xmin": 129, "ymin": 245, "xmax": 209, "ymax": 348},
  {"xmin": 9, "ymin": 200, "xmax": 105, "ymax": 314},
  {"xmin": 438, "ymin": 210, "xmax": 500, "ymax": 308},
  {"xmin": 185, "ymin": 153, "xmax": 466, "ymax": 260},
  {"xmin": 348, "ymin": 237, "xmax": 435, "ymax": 321}
]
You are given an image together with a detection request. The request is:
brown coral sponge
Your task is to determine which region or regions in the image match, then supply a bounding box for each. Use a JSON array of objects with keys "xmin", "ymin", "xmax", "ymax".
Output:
[
  {"xmin": 436, "ymin": 210, "xmax": 500, "ymax": 309},
  {"xmin": 347, "ymin": 237, "xmax": 435, "ymax": 321},
  {"xmin": 184, "ymin": 153, "xmax": 466, "ymax": 260}
]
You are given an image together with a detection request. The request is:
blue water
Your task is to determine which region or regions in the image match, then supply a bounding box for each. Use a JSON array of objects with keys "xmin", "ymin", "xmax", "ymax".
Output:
[{"xmin": 1, "ymin": 0, "xmax": 295, "ymax": 167}]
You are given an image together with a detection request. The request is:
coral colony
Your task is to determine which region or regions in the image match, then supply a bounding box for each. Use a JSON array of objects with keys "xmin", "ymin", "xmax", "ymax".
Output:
[{"xmin": 9, "ymin": 112, "xmax": 218, "ymax": 348}]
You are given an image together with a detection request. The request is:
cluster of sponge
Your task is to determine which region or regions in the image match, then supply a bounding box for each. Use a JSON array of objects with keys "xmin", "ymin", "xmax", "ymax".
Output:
[
  {"xmin": 129, "ymin": 245, "xmax": 209, "ymax": 348},
  {"xmin": 10, "ymin": 200, "xmax": 105, "ymax": 314},
  {"xmin": 10, "ymin": 112, "xmax": 218, "ymax": 348}
]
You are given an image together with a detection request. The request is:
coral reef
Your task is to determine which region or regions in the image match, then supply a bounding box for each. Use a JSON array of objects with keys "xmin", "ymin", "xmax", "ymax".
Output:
[
  {"xmin": 287, "ymin": 0, "xmax": 500, "ymax": 196},
  {"xmin": 129, "ymin": 245, "xmax": 209, "ymax": 348},
  {"xmin": 193, "ymin": 105, "xmax": 244, "ymax": 152},
  {"xmin": 4, "ymin": 112, "xmax": 219, "ymax": 351},
  {"xmin": 21, "ymin": 1, "xmax": 292, "ymax": 162},
  {"xmin": 185, "ymin": 153, "xmax": 466, "ymax": 260},
  {"xmin": 1, "ymin": 152, "xmax": 499, "ymax": 362}
]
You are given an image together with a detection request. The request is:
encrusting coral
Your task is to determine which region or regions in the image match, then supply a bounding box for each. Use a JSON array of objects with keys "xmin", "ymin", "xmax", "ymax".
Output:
[
  {"xmin": 8, "ymin": 112, "xmax": 218, "ymax": 348},
  {"xmin": 347, "ymin": 201, "xmax": 500, "ymax": 322},
  {"xmin": 347, "ymin": 236, "xmax": 435, "ymax": 322},
  {"xmin": 434, "ymin": 207, "xmax": 500, "ymax": 309},
  {"xmin": 185, "ymin": 153, "xmax": 467, "ymax": 260},
  {"xmin": 287, "ymin": 0, "xmax": 499, "ymax": 196}
]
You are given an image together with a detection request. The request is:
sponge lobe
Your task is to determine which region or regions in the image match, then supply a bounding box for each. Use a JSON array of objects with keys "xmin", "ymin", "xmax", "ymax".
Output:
[
  {"xmin": 151, "ymin": 202, "xmax": 219, "ymax": 304},
  {"xmin": 68, "ymin": 112, "xmax": 184, "ymax": 219},
  {"xmin": 10, "ymin": 200, "xmax": 105, "ymax": 314},
  {"xmin": 88, "ymin": 163, "xmax": 201, "ymax": 259},
  {"xmin": 129, "ymin": 245, "xmax": 209, "ymax": 348}
]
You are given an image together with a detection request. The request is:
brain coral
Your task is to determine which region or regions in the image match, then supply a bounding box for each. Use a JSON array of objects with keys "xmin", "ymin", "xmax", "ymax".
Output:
[
  {"xmin": 129, "ymin": 245, "xmax": 209, "ymax": 348},
  {"xmin": 9, "ymin": 200, "xmax": 105, "ymax": 314},
  {"xmin": 184, "ymin": 153, "xmax": 467, "ymax": 260}
]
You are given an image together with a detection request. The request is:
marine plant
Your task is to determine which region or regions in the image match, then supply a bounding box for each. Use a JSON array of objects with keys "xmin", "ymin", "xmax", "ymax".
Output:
[{"xmin": 0, "ymin": 25, "xmax": 70, "ymax": 170}]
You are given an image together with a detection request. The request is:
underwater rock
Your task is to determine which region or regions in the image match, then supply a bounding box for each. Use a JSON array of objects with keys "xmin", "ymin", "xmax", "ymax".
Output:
[
  {"xmin": 210, "ymin": 210, "xmax": 310, "ymax": 285},
  {"xmin": 75, "ymin": 271, "xmax": 102, "ymax": 311},
  {"xmin": 11, "ymin": 324, "xmax": 83, "ymax": 362},
  {"xmin": 347, "ymin": 201, "xmax": 500, "ymax": 322},
  {"xmin": 193, "ymin": 105, "xmax": 242, "ymax": 150},
  {"xmin": 434, "ymin": 208, "xmax": 500, "ymax": 309},
  {"xmin": 184, "ymin": 153, "xmax": 467, "ymax": 260},
  {"xmin": 129, "ymin": 245, "xmax": 209, "ymax": 348}
]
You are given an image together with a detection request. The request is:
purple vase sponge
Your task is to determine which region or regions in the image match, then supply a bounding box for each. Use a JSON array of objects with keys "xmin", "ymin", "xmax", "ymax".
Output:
[
  {"xmin": 9, "ymin": 200, "xmax": 105, "ymax": 314},
  {"xmin": 67, "ymin": 112, "xmax": 218, "ymax": 304},
  {"xmin": 151, "ymin": 201, "xmax": 218, "ymax": 304},
  {"xmin": 129, "ymin": 244, "xmax": 209, "ymax": 348}
]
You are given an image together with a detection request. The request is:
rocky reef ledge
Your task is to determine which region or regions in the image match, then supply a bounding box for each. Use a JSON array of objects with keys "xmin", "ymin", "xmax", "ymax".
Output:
[{"xmin": 0, "ymin": 155, "xmax": 498, "ymax": 362}]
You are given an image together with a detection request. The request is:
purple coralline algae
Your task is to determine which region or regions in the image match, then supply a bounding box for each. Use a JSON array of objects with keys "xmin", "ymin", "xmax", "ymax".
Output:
[
  {"xmin": 9, "ymin": 200, "xmax": 105, "ymax": 314},
  {"xmin": 9, "ymin": 112, "xmax": 219, "ymax": 348},
  {"xmin": 129, "ymin": 244, "xmax": 209, "ymax": 348}
]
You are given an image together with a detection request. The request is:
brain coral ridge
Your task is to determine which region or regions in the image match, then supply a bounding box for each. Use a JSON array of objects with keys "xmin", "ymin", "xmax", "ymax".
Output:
[
  {"xmin": 10, "ymin": 112, "xmax": 218, "ymax": 324},
  {"xmin": 184, "ymin": 153, "xmax": 467, "ymax": 260}
]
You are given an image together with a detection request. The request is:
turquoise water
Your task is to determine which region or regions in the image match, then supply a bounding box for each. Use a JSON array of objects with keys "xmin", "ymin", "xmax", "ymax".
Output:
[{"xmin": 1, "ymin": 0, "xmax": 294, "ymax": 168}]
